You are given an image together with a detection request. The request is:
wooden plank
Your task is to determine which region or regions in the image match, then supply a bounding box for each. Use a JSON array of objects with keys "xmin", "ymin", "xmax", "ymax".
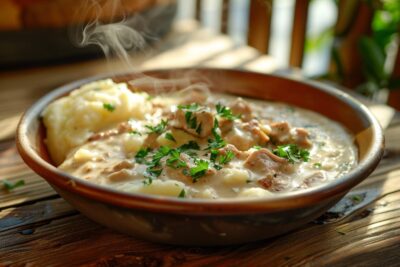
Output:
[
  {"xmin": 289, "ymin": 0, "xmax": 310, "ymax": 67},
  {"xmin": 0, "ymin": 198, "xmax": 76, "ymax": 232},
  {"xmin": 195, "ymin": 0, "xmax": 202, "ymax": 21},
  {"xmin": 220, "ymin": 0, "xmax": 230, "ymax": 34},
  {"xmin": 388, "ymin": 46, "xmax": 400, "ymax": 110},
  {"xmin": 1, "ymin": 170, "xmax": 400, "ymax": 266},
  {"xmin": 247, "ymin": 0, "xmax": 272, "ymax": 54}
]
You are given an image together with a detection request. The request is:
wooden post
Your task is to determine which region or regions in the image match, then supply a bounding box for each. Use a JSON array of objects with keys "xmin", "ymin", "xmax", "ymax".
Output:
[
  {"xmin": 330, "ymin": 0, "xmax": 373, "ymax": 88},
  {"xmin": 388, "ymin": 45, "xmax": 400, "ymax": 110},
  {"xmin": 195, "ymin": 0, "xmax": 202, "ymax": 22},
  {"xmin": 221, "ymin": 0, "xmax": 230, "ymax": 34},
  {"xmin": 247, "ymin": 0, "xmax": 272, "ymax": 54},
  {"xmin": 289, "ymin": 0, "xmax": 310, "ymax": 67}
]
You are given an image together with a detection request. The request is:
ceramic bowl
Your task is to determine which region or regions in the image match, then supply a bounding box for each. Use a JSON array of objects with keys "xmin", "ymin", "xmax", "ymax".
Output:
[{"xmin": 17, "ymin": 68, "xmax": 384, "ymax": 246}]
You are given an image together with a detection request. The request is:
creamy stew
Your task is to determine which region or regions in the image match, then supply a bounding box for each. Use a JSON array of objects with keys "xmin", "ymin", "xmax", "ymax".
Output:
[{"xmin": 42, "ymin": 79, "xmax": 357, "ymax": 199}]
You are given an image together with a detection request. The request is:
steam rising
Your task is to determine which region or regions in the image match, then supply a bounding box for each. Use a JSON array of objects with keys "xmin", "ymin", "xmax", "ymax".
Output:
[
  {"xmin": 71, "ymin": 0, "xmax": 210, "ymax": 95},
  {"xmin": 72, "ymin": 0, "xmax": 148, "ymax": 68}
]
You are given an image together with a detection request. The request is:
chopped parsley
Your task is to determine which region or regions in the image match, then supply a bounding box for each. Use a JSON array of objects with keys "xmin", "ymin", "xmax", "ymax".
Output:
[
  {"xmin": 166, "ymin": 149, "xmax": 187, "ymax": 169},
  {"xmin": 135, "ymin": 148, "xmax": 151, "ymax": 164},
  {"xmin": 177, "ymin": 103, "xmax": 199, "ymax": 111},
  {"xmin": 189, "ymin": 159, "xmax": 209, "ymax": 182},
  {"xmin": 313, "ymin": 163, "xmax": 322, "ymax": 169},
  {"xmin": 273, "ymin": 144, "xmax": 310, "ymax": 164},
  {"xmin": 179, "ymin": 141, "xmax": 200, "ymax": 151},
  {"xmin": 252, "ymin": 145, "xmax": 262, "ymax": 150},
  {"xmin": 184, "ymin": 111, "xmax": 200, "ymax": 131},
  {"xmin": 145, "ymin": 120, "xmax": 168, "ymax": 134},
  {"xmin": 2, "ymin": 179, "xmax": 25, "ymax": 191},
  {"xmin": 178, "ymin": 189, "xmax": 186, "ymax": 198},
  {"xmin": 219, "ymin": 150, "xmax": 235, "ymax": 165},
  {"xmin": 165, "ymin": 132, "xmax": 176, "ymax": 142},
  {"xmin": 103, "ymin": 103, "xmax": 115, "ymax": 112},
  {"xmin": 216, "ymin": 103, "xmax": 240, "ymax": 120},
  {"xmin": 129, "ymin": 130, "xmax": 142, "ymax": 136},
  {"xmin": 207, "ymin": 119, "xmax": 226, "ymax": 150}
]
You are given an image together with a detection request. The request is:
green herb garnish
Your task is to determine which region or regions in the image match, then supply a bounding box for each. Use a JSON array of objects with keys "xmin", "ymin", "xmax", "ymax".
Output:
[
  {"xmin": 179, "ymin": 141, "xmax": 200, "ymax": 151},
  {"xmin": 135, "ymin": 148, "xmax": 151, "ymax": 164},
  {"xmin": 272, "ymin": 144, "xmax": 310, "ymax": 164},
  {"xmin": 177, "ymin": 103, "xmax": 199, "ymax": 111},
  {"xmin": 2, "ymin": 179, "xmax": 25, "ymax": 191},
  {"xmin": 129, "ymin": 130, "xmax": 142, "ymax": 136},
  {"xmin": 252, "ymin": 145, "xmax": 262, "ymax": 150},
  {"xmin": 207, "ymin": 119, "xmax": 226, "ymax": 150},
  {"xmin": 184, "ymin": 111, "xmax": 199, "ymax": 130},
  {"xmin": 103, "ymin": 103, "xmax": 115, "ymax": 112},
  {"xmin": 165, "ymin": 132, "xmax": 176, "ymax": 142},
  {"xmin": 216, "ymin": 103, "xmax": 240, "ymax": 120},
  {"xmin": 189, "ymin": 159, "xmax": 209, "ymax": 182},
  {"xmin": 178, "ymin": 189, "xmax": 186, "ymax": 198},
  {"xmin": 145, "ymin": 120, "xmax": 168, "ymax": 134},
  {"xmin": 219, "ymin": 150, "xmax": 235, "ymax": 165},
  {"xmin": 313, "ymin": 163, "xmax": 322, "ymax": 169},
  {"xmin": 166, "ymin": 149, "xmax": 187, "ymax": 169}
]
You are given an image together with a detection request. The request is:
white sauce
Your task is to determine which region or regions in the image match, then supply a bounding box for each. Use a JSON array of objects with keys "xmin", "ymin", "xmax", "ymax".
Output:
[{"xmin": 45, "ymin": 80, "xmax": 357, "ymax": 199}]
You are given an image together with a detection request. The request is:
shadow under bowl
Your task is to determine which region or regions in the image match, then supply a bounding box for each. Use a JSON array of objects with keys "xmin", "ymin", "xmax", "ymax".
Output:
[{"xmin": 16, "ymin": 68, "xmax": 384, "ymax": 246}]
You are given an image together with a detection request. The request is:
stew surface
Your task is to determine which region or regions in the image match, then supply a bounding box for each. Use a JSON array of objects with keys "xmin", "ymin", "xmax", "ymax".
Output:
[{"xmin": 42, "ymin": 79, "xmax": 357, "ymax": 199}]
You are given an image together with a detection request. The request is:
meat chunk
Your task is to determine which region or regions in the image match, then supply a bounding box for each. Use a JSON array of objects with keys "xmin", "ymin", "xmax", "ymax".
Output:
[
  {"xmin": 218, "ymin": 144, "xmax": 249, "ymax": 160},
  {"xmin": 223, "ymin": 126, "xmax": 257, "ymax": 151},
  {"xmin": 244, "ymin": 148, "xmax": 287, "ymax": 173},
  {"xmin": 88, "ymin": 122, "xmax": 132, "ymax": 142},
  {"xmin": 269, "ymin": 122, "xmax": 312, "ymax": 148},
  {"xmin": 269, "ymin": 121, "xmax": 291, "ymax": 144},
  {"xmin": 242, "ymin": 119, "xmax": 270, "ymax": 144},
  {"xmin": 171, "ymin": 108, "xmax": 214, "ymax": 138},
  {"xmin": 301, "ymin": 171, "xmax": 326, "ymax": 188},
  {"xmin": 218, "ymin": 118, "xmax": 234, "ymax": 134},
  {"xmin": 102, "ymin": 160, "xmax": 134, "ymax": 174},
  {"xmin": 229, "ymin": 98, "xmax": 253, "ymax": 121},
  {"xmin": 292, "ymin": 127, "xmax": 312, "ymax": 148},
  {"xmin": 258, "ymin": 173, "xmax": 291, "ymax": 192}
]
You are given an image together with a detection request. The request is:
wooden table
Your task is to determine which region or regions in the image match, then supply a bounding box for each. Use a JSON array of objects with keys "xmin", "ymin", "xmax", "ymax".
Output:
[{"xmin": 1, "ymin": 21, "xmax": 400, "ymax": 266}]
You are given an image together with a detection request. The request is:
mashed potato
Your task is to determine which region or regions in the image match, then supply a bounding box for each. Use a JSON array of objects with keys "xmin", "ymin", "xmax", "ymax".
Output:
[{"xmin": 42, "ymin": 79, "xmax": 151, "ymax": 164}]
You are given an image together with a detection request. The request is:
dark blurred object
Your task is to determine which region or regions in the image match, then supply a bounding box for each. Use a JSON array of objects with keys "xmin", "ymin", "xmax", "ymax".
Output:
[{"xmin": 0, "ymin": 0, "xmax": 176, "ymax": 69}]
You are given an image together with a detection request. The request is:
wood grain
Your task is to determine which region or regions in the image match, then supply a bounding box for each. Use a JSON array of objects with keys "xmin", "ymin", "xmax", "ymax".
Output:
[
  {"xmin": 0, "ymin": 20, "xmax": 400, "ymax": 266},
  {"xmin": 289, "ymin": 0, "xmax": 310, "ymax": 67},
  {"xmin": 247, "ymin": 0, "xmax": 272, "ymax": 54}
]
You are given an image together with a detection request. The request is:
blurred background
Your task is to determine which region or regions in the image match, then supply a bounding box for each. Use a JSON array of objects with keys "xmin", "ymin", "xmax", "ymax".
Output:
[{"xmin": 0, "ymin": 0, "xmax": 399, "ymax": 109}]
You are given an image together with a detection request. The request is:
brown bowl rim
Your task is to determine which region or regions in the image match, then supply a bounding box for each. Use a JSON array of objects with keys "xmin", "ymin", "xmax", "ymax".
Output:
[{"xmin": 16, "ymin": 67, "xmax": 384, "ymax": 215}]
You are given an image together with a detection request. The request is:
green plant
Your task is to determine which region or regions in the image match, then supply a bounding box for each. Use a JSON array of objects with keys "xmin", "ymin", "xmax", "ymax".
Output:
[{"xmin": 357, "ymin": 0, "xmax": 400, "ymax": 97}]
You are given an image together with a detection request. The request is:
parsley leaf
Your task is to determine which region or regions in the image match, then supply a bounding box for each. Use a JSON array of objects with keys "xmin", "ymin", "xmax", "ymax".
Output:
[
  {"xmin": 166, "ymin": 149, "xmax": 187, "ymax": 169},
  {"xmin": 145, "ymin": 120, "xmax": 168, "ymax": 134},
  {"xmin": 219, "ymin": 150, "xmax": 235, "ymax": 164},
  {"xmin": 189, "ymin": 159, "xmax": 209, "ymax": 182},
  {"xmin": 177, "ymin": 103, "xmax": 199, "ymax": 111},
  {"xmin": 178, "ymin": 141, "xmax": 200, "ymax": 151},
  {"xmin": 135, "ymin": 148, "xmax": 151, "ymax": 164},
  {"xmin": 207, "ymin": 119, "xmax": 226, "ymax": 150},
  {"xmin": 2, "ymin": 179, "xmax": 25, "ymax": 191},
  {"xmin": 272, "ymin": 144, "xmax": 310, "ymax": 164},
  {"xmin": 103, "ymin": 103, "xmax": 115, "ymax": 112},
  {"xmin": 313, "ymin": 163, "xmax": 322, "ymax": 169},
  {"xmin": 129, "ymin": 130, "xmax": 142, "ymax": 136},
  {"xmin": 216, "ymin": 103, "xmax": 240, "ymax": 120},
  {"xmin": 165, "ymin": 132, "xmax": 176, "ymax": 142},
  {"xmin": 184, "ymin": 111, "xmax": 199, "ymax": 130},
  {"xmin": 252, "ymin": 145, "xmax": 262, "ymax": 150},
  {"xmin": 178, "ymin": 189, "xmax": 186, "ymax": 198}
]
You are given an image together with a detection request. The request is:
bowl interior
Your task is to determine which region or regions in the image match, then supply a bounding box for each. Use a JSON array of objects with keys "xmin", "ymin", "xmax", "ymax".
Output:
[{"xmin": 17, "ymin": 68, "xmax": 384, "ymax": 214}]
